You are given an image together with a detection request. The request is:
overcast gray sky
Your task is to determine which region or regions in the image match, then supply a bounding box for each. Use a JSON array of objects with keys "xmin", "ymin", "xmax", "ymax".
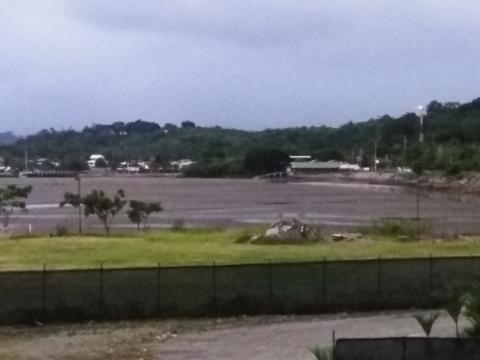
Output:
[{"xmin": 1, "ymin": 0, "xmax": 480, "ymax": 134}]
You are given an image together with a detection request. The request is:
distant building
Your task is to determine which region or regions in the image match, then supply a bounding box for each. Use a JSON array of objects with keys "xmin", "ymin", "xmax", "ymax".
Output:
[
  {"xmin": 88, "ymin": 154, "xmax": 107, "ymax": 168},
  {"xmin": 170, "ymin": 159, "xmax": 195, "ymax": 171},
  {"xmin": 289, "ymin": 155, "xmax": 312, "ymax": 162},
  {"xmin": 117, "ymin": 160, "xmax": 150, "ymax": 174},
  {"xmin": 0, "ymin": 157, "xmax": 12, "ymax": 175},
  {"xmin": 288, "ymin": 161, "xmax": 360, "ymax": 175}
]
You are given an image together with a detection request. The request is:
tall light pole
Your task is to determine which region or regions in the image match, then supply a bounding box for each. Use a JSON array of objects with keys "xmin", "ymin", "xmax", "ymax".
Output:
[
  {"xmin": 418, "ymin": 105, "xmax": 425, "ymax": 143},
  {"xmin": 75, "ymin": 174, "xmax": 82, "ymax": 234},
  {"xmin": 415, "ymin": 105, "xmax": 426, "ymax": 239}
]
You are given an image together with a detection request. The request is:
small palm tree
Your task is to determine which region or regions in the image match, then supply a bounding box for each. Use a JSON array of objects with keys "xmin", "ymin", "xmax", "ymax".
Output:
[
  {"xmin": 310, "ymin": 346, "xmax": 333, "ymax": 360},
  {"xmin": 443, "ymin": 290, "xmax": 466, "ymax": 337},
  {"xmin": 464, "ymin": 282, "xmax": 480, "ymax": 336},
  {"xmin": 414, "ymin": 312, "xmax": 440, "ymax": 337}
]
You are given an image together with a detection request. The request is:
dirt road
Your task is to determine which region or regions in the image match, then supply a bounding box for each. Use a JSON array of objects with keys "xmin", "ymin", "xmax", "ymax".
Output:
[
  {"xmin": 154, "ymin": 311, "xmax": 458, "ymax": 360},
  {"xmin": 0, "ymin": 311, "xmax": 462, "ymax": 360}
]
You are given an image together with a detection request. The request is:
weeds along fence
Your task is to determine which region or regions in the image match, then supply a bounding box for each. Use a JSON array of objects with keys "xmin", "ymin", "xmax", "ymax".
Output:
[{"xmin": 1, "ymin": 255, "xmax": 480, "ymax": 323}]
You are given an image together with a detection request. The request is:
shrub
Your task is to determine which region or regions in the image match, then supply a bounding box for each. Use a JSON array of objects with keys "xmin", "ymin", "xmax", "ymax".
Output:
[
  {"xmin": 235, "ymin": 231, "xmax": 252, "ymax": 244},
  {"xmin": 442, "ymin": 287, "xmax": 466, "ymax": 337},
  {"xmin": 172, "ymin": 218, "xmax": 185, "ymax": 231},
  {"xmin": 54, "ymin": 224, "xmax": 69, "ymax": 236},
  {"xmin": 310, "ymin": 346, "xmax": 333, "ymax": 360},
  {"xmin": 366, "ymin": 218, "xmax": 427, "ymax": 240},
  {"xmin": 464, "ymin": 281, "xmax": 480, "ymax": 336},
  {"xmin": 413, "ymin": 312, "xmax": 440, "ymax": 337}
]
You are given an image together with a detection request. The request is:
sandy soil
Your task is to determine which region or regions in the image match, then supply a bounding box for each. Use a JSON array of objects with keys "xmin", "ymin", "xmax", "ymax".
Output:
[{"xmin": 0, "ymin": 311, "xmax": 463, "ymax": 360}]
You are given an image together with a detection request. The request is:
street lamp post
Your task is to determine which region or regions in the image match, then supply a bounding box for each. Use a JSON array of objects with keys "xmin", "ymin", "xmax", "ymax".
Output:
[
  {"xmin": 415, "ymin": 105, "xmax": 426, "ymax": 239},
  {"xmin": 75, "ymin": 174, "xmax": 82, "ymax": 234},
  {"xmin": 418, "ymin": 105, "xmax": 425, "ymax": 143}
]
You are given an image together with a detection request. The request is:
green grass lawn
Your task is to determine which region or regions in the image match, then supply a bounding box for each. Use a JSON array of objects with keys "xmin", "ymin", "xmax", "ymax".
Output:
[{"xmin": 1, "ymin": 228, "xmax": 480, "ymax": 270}]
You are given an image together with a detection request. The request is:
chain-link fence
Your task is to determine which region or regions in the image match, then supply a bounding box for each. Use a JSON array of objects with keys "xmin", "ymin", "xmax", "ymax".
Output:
[{"xmin": 0, "ymin": 255, "xmax": 479, "ymax": 323}]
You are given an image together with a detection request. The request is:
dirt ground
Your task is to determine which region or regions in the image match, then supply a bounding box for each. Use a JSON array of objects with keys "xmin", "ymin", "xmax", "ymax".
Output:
[{"xmin": 0, "ymin": 311, "xmax": 463, "ymax": 360}]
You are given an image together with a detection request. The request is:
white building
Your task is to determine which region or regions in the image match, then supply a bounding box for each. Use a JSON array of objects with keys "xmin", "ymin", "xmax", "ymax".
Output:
[
  {"xmin": 88, "ymin": 154, "xmax": 107, "ymax": 168},
  {"xmin": 170, "ymin": 159, "xmax": 195, "ymax": 170}
]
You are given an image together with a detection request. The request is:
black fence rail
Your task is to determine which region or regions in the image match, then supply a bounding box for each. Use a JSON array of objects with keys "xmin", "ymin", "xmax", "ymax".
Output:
[
  {"xmin": 335, "ymin": 338, "xmax": 480, "ymax": 360},
  {"xmin": 1, "ymin": 255, "xmax": 480, "ymax": 323}
]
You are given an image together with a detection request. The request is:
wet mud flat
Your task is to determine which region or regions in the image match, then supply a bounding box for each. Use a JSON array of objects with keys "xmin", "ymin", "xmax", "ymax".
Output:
[{"xmin": 1, "ymin": 177, "xmax": 480, "ymax": 235}]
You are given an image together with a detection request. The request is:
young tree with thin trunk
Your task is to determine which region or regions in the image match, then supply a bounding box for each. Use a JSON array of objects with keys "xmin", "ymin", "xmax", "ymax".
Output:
[
  {"xmin": 60, "ymin": 189, "xmax": 126, "ymax": 234},
  {"xmin": 127, "ymin": 200, "xmax": 162, "ymax": 231},
  {"xmin": 0, "ymin": 185, "xmax": 32, "ymax": 232}
]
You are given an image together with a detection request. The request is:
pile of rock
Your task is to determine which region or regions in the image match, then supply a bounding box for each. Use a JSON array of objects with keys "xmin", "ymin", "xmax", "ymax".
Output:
[{"xmin": 250, "ymin": 218, "xmax": 322, "ymax": 244}]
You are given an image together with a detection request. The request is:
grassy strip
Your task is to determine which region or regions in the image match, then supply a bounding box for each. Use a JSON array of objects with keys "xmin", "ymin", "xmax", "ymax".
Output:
[{"xmin": 0, "ymin": 228, "xmax": 479, "ymax": 270}]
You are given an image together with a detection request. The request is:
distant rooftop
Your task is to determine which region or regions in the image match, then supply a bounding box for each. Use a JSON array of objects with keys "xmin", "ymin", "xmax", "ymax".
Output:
[
  {"xmin": 289, "ymin": 161, "xmax": 341, "ymax": 170},
  {"xmin": 289, "ymin": 155, "xmax": 311, "ymax": 159}
]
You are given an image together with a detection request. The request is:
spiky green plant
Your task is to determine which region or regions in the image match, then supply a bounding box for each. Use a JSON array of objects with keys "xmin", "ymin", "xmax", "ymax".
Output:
[
  {"xmin": 413, "ymin": 312, "xmax": 440, "ymax": 337},
  {"xmin": 309, "ymin": 346, "xmax": 333, "ymax": 360},
  {"xmin": 442, "ymin": 289, "xmax": 466, "ymax": 337},
  {"xmin": 464, "ymin": 281, "xmax": 480, "ymax": 336}
]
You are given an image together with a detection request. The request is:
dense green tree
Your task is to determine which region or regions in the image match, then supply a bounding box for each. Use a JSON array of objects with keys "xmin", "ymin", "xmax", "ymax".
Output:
[
  {"xmin": 181, "ymin": 120, "xmax": 196, "ymax": 129},
  {"xmin": 61, "ymin": 158, "xmax": 89, "ymax": 172},
  {"xmin": 95, "ymin": 158, "xmax": 108, "ymax": 168},
  {"xmin": 124, "ymin": 119, "xmax": 160, "ymax": 134},
  {"xmin": 243, "ymin": 148, "xmax": 290, "ymax": 175}
]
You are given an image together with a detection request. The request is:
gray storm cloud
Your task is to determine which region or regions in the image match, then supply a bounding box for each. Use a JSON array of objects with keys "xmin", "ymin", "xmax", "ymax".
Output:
[{"xmin": 1, "ymin": 0, "xmax": 480, "ymax": 134}]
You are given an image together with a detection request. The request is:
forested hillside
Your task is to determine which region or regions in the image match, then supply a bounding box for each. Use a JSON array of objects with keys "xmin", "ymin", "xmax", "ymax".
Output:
[
  {"xmin": 0, "ymin": 132, "xmax": 18, "ymax": 146},
  {"xmin": 2, "ymin": 98, "xmax": 480, "ymax": 176}
]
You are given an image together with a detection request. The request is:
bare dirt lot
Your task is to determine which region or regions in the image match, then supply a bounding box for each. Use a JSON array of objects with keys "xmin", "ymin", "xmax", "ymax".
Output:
[
  {"xmin": 0, "ymin": 311, "xmax": 462, "ymax": 360},
  {"xmin": 2, "ymin": 176, "xmax": 480, "ymax": 235}
]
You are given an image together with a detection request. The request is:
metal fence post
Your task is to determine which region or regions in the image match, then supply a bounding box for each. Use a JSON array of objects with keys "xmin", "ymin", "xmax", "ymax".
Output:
[
  {"xmin": 332, "ymin": 330, "xmax": 336, "ymax": 359},
  {"xmin": 322, "ymin": 257, "xmax": 327, "ymax": 308},
  {"xmin": 268, "ymin": 260, "xmax": 273, "ymax": 312},
  {"xmin": 377, "ymin": 256, "xmax": 382, "ymax": 302},
  {"xmin": 156, "ymin": 263, "xmax": 161, "ymax": 316},
  {"xmin": 212, "ymin": 262, "xmax": 217, "ymax": 313},
  {"xmin": 99, "ymin": 263, "xmax": 104, "ymax": 315},
  {"xmin": 42, "ymin": 263, "xmax": 46, "ymax": 318},
  {"xmin": 429, "ymin": 254, "xmax": 434, "ymax": 305}
]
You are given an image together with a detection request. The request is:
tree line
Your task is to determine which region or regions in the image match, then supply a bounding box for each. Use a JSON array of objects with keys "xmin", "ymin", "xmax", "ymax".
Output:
[{"xmin": 2, "ymin": 97, "xmax": 480, "ymax": 175}]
